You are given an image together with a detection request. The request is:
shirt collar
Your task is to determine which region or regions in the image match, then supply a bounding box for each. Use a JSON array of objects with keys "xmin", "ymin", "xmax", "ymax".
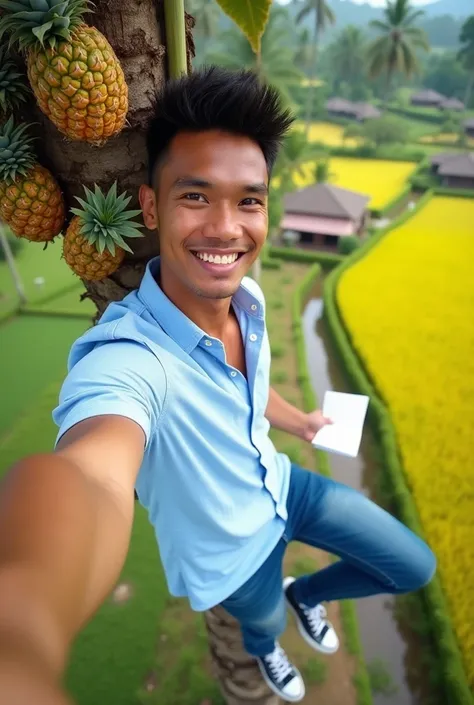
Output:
[{"xmin": 138, "ymin": 256, "xmax": 264, "ymax": 354}]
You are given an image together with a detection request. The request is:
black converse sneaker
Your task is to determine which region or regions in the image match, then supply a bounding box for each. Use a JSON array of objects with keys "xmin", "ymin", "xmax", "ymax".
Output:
[
  {"xmin": 256, "ymin": 642, "xmax": 305, "ymax": 702},
  {"xmin": 284, "ymin": 576, "xmax": 339, "ymax": 654}
]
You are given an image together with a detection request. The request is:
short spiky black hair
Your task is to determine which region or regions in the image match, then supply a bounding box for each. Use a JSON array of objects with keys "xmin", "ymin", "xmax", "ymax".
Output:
[{"xmin": 146, "ymin": 66, "xmax": 294, "ymax": 185}]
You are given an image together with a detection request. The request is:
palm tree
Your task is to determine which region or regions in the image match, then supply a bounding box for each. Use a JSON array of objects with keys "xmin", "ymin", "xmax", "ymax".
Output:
[
  {"xmin": 206, "ymin": 7, "xmax": 304, "ymax": 107},
  {"xmin": 274, "ymin": 129, "xmax": 327, "ymax": 192},
  {"xmin": 296, "ymin": 0, "xmax": 336, "ymax": 133},
  {"xmin": 367, "ymin": 0, "xmax": 430, "ymax": 101},
  {"xmin": 8, "ymin": 2, "xmax": 278, "ymax": 704},
  {"xmin": 327, "ymin": 26, "xmax": 368, "ymax": 96},
  {"xmin": 458, "ymin": 16, "xmax": 474, "ymax": 108}
]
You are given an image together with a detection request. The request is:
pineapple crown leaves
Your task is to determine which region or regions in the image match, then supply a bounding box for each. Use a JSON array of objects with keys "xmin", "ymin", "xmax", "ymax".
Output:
[
  {"xmin": 0, "ymin": 46, "xmax": 30, "ymax": 113},
  {"xmin": 71, "ymin": 182, "xmax": 145, "ymax": 257},
  {"xmin": 0, "ymin": 0, "xmax": 93, "ymax": 51},
  {"xmin": 0, "ymin": 114, "xmax": 37, "ymax": 183}
]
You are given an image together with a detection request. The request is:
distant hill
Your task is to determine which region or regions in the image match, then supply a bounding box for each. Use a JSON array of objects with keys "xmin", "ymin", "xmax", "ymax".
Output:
[
  {"xmin": 423, "ymin": 0, "xmax": 472, "ymax": 18},
  {"xmin": 281, "ymin": 0, "xmax": 470, "ymax": 48}
]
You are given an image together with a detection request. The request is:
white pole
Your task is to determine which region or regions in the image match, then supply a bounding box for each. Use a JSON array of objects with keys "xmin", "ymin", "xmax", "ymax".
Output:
[{"xmin": 0, "ymin": 225, "xmax": 27, "ymax": 305}]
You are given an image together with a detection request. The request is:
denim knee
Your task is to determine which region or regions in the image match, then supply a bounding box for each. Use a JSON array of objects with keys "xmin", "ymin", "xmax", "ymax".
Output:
[
  {"xmin": 399, "ymin": 544, "xmax": 437, "ymax": 593},
  {"xmin": 246, "ymin": 602, "xmax": 287, "ymax": 638}
]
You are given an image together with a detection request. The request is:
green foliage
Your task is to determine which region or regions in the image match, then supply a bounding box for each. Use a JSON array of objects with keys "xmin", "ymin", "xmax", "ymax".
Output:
[
  {"xmin": 360, "ymin": 115, "xmax": 406, "ymax": 147},
  {"xmin": 214, "ymin": 0, "xmax": 271, "ymax": 54},
  {"xmin": 270, "ymin": 246, "xmax": 344, "ymax": 268},
  {"xmin": 270, "ymin": 342, "xmax": 286, "ymax": 358},
  {"xmin": 367, "ymin": 0, "xmax": 430, "ymax": 94},
  {"xmin": 206, "ymin": 6, "xmax": 303, "ymax": 108},
  {"xmin": 0, "ymin": 0, "xmax": 89, "ymax": 51},
  {"xmin": 367, "ymin": 659, "xmax": 397, "ymax": 696},
  {"xmin": 268, "ymin": 185, "xmax": 284, "ymax": 239},
  {"xmin": 410, "ymin": 170, "xmax": 439, "ymax": 192},
  {"xmin": 343, "ymin": 123, "xmax": 364, "ymax": 143},
  {"xmin": 271, "ymin": 298, "xmax": 285, "ymax": 309},
  {"xmin": 0, "ymin": 46, "xmax": 29, "ymax": 113},
  {"xmin": 322, "ymin": 191, "xmax": 474, "ymax": 705},
  {"xmin": 281, "ymin": 441, "xmax": 304, "ymax": 465},
  {"xmin": 71, "ymin": 183, "xmax": 144, "ymax": 256},
  {"xmin": 291, "ymin": 555, "xmax": 319, "ymax": 577},
  {"xmin": 0, "ymin": 231, "xmax": 23, "ymax": 261},
  {"xmin": 271, "ymin": 369, "xmax": 288, "ymax": 384},
  {"xmin": 325, "ymin": 25, "xmax": 370, "ymax": 102},
  {"xmin": 0, "ymin": 116, "xmax": 36, "ymax": 183},
  {"xmin": 301, "ymin": 656, "xmax": 328, "ymax": 686},
  {"xmin": 313, "ymin": 158, "xmax": 332, "ymax": 183},
  {"xmin": 424, "ymin": 52, "xmax": 471, "ymax": 107},
  {"xmin": 338, "ymin": 236, "xmax": 360, "ymax": 255},
  {"xmin": 185, "ymin": 0, "xmax": 221, "ymax": 40}
]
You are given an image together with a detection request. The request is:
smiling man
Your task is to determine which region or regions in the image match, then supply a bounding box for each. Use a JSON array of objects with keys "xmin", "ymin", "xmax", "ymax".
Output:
[{"xmin": 0, "ymin": 68, "xmax": 436, "ymax": 704}]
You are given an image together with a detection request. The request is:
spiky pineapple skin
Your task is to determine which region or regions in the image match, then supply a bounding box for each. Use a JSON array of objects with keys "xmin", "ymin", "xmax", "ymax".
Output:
[
  {"xmin": 63, "ymin": 215, "xmax": 125, "ymax": 280},
  {"xmin": 0, "ymin": 165, "xmax": 65, "ymax": 241},
  {"xmin": 27, "ymin": 25, "xmax": 128, "ymax": 145}
]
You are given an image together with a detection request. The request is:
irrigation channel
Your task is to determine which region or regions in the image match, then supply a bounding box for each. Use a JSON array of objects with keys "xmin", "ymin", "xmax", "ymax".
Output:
[{"xmin": 302, "ymin": 276, "xmax": 438, "ymax": 705}]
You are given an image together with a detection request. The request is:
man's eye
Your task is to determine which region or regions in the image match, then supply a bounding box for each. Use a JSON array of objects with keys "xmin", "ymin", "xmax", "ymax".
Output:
[
  {"xmin": 241, "ymin": 197, "xmax": 263, "ymax": 206},
  {"xmin": 183, "ymin": 193, "xmax": 205, "ymax": 202}
]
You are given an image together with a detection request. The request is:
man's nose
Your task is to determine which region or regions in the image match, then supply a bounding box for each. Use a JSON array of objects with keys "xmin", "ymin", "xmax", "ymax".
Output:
[{"xmin": 205, "ymin": 203, "xmax": 243, "ymax": 240}]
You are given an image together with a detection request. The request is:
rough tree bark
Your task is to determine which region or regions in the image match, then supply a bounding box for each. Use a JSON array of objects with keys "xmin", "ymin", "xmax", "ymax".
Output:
[{"xmin": 15, "ymin": 1, "xmax": 279, "ymax": 702}]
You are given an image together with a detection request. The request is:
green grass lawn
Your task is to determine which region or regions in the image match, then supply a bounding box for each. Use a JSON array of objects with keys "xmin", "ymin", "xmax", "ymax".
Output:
[
  {"xmin": 0, "ymin": 232, "xmax": 84, "ymax": 320},
  {"xmin": 0, "ymin": 314, "xmax": 90, "ymax": 435},
  {"xmin": 25, "ymin": 284, "xmax": 96, "ymax": 317}
]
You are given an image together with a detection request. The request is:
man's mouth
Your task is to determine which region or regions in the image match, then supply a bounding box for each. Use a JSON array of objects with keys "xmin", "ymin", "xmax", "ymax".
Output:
[{"xmin": 191, "ymin": 250, "xmax": 242, "ymax": 265}]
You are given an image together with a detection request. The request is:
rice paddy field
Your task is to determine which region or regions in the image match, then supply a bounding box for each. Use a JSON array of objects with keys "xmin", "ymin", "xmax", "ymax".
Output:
[
  {"xmin": 337, "ymin": 195, "xmax": 474, "ymax": 689},
  {"xmin": 420, "ymin": 133, "xmax": 474, "ymax": 148},
  {"xmin": 290, "ymin": 157, "xmax": 416, "ymax": 211},
  {"xmin": 294, "ymin": 121, "xmax": 359, "ymax": 147}
]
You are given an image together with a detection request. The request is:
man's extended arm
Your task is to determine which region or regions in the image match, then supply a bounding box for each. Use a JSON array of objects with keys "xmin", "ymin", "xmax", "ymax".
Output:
[
  {"xmin": 265, "ymin": 387, "xmax": 331, "ymax": 442},
  {"xmin": 0, "ymin": 415, "xmax": 145, "ymax": 704}
]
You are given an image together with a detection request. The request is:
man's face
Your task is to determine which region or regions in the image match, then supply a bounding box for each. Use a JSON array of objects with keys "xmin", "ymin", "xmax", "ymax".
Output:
[{"xmin": 140, "ymin": 130, "xmax": 268, "ymax": 300}]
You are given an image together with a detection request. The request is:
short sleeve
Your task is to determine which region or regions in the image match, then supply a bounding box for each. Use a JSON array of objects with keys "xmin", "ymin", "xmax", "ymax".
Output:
[{"xmin": 53, "ymin": 340, "xmax": 166, "ymax": 448}]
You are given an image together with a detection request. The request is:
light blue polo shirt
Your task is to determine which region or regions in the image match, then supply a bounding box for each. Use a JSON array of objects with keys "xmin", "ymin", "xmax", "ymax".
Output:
[{"xmin": 53, "ymin": 256, "xmax": 291, "ymax": 611}]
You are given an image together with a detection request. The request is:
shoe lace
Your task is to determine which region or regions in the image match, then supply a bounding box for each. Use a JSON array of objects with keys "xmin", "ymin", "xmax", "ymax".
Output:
[
  {"xmin": 264, "ymin": 644, "xmax": 293, "ymax": 682},
  {"xmin": 302, "ymin": 603, "xmax": 327, "ymax": 637}
]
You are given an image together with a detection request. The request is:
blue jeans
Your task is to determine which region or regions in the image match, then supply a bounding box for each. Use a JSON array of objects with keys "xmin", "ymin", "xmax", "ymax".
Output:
[{"xmin": 220, "ymin": 464, "xmax": 436, "ymax": 657}]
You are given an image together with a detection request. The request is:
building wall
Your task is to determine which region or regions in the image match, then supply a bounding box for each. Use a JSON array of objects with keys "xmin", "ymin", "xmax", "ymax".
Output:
[{"xmin": 442, "ymin": 176, "xmax": 474, "ymax": 190}]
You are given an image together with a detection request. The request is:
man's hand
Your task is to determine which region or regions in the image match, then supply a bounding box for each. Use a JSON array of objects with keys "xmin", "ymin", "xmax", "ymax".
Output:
[{"xmin": 301, "ymin": 409, "xmax": 333, "ymax": 443}]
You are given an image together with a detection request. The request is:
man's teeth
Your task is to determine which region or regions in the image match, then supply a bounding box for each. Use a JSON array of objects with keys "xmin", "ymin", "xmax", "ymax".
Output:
[{"xmin": 194, "ymin": 252, "xmax": 239, "ymax": 264}]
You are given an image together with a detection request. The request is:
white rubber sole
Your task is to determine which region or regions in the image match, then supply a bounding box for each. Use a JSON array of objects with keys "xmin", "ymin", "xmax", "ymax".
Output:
[
  {"xmin": 257, "ymin": 658, "xmax": 306, "ymax": 703},
  {"xmin": 284, "ymin": 577, "xmax": 340, "ymax": 655}
]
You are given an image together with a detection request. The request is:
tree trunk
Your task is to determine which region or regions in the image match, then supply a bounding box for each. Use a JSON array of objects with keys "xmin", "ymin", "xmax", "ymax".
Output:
[
  {"xmin": 16, "ymin": 1, "xmax": 278, "ymax": 702},
  {"xmin": 304, "ymin": 19, "xmax": 321, "ymax": 137},
  {"xmin": 205, "ymin": 608, "xmax": 280, "ymax": 705}
]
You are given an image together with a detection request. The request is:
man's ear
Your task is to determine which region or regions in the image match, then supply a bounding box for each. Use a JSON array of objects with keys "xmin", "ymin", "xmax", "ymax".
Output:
[{"xmin": 139, "ymin": 184, "xmax": 159, "ymax": 230}]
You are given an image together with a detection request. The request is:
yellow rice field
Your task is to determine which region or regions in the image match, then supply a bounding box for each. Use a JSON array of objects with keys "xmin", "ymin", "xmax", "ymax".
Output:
[
  {"xmin": 420, "ymin": 132, "xmax": 474, "ymax": 148},
  {"xmin": 294, "ymin": 121, "xmax": 359, "ymax": 147},
  {"xmin": 337, "ymin": 195, "xmax": 474, "ymax": 688},
  {"xmin": 290, "ymin": 157, "xmax": 416, "ymax": 211}
]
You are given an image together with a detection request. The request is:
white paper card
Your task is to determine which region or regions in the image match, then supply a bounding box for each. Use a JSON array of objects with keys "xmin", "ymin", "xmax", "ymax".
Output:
[{"xmin": 312, "ymin": 391, "xmax": 369, "ymax": 458}]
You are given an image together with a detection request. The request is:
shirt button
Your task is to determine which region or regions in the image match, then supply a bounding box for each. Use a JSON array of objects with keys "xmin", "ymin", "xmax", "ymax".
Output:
[
  {"xmin": 249, "ymin": 333, "xmax": 257, "ymax": 342},
  {"xmin": 204, "ymin": 339, "xmax": 212, "ymax": 347},
  {"xmin": 251, "ymin": 304, "xmax": 257, "ymax": 311},
  {"xmin": 230, "ymin": 370, "xmax": 237, "ymax": 377}
]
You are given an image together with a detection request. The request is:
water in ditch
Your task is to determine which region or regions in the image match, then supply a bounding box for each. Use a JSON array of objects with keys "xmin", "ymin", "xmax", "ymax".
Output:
[{"xmin": 302, "ymin": 278, "xmax": 439, "ymax": 705}]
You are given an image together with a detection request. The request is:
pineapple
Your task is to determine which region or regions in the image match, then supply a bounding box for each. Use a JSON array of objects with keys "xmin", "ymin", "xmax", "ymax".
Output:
[
  {"xmin": 0, "ymin": 116, "xmax": 65, "ymax": 242},
  {"xmin": 0, "ymin": 0, "xmax": 128, "ymax": 145},
  {"xmin": 0, "ymin": 46, "xmax": 29, "ymax": 114},
  {"xmin": 64, "ymin": 182, "xmax": 144, "ymax": 281}
]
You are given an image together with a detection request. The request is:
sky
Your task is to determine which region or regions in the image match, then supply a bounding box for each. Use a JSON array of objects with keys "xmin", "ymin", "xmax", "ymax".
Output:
[{"xmin": 349, "ymin": 0, "xmax": 432, "ymax": 4}]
